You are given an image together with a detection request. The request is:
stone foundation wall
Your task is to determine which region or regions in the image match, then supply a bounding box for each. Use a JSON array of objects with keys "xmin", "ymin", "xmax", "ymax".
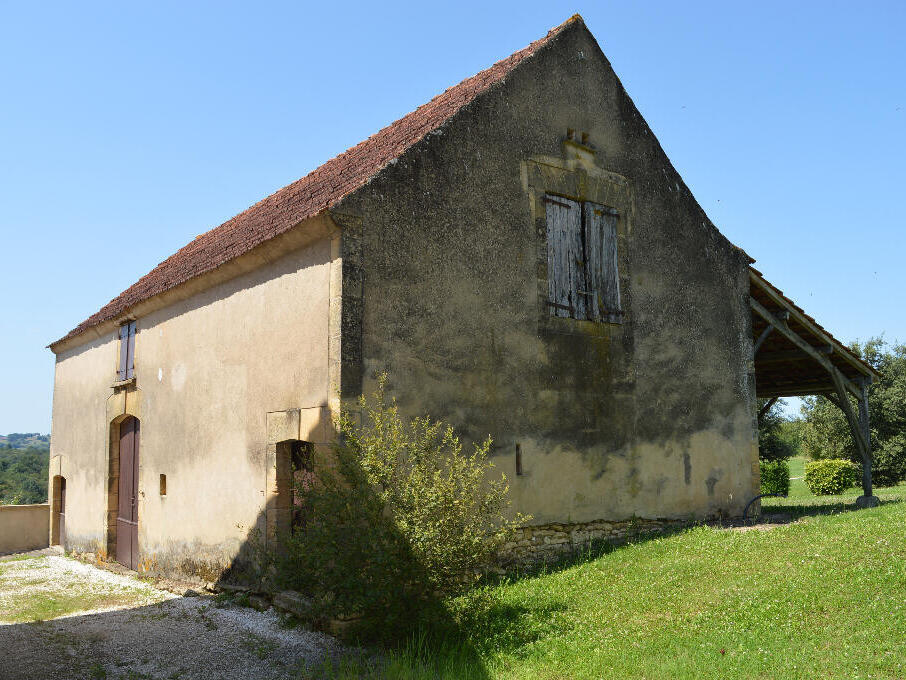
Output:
[{"xmin": 498, "ymin": 517, "xmax": 693, "ymax": 567}]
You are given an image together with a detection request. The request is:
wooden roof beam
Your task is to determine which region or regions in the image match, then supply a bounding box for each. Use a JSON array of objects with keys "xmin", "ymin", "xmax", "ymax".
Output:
[
  {"xmin": 756, "ymin": 388, "xmax": 835, "ymax": 398},
  {"xmin": 750, "ymin": 270, "xmax": 878, "ymax": 382},
  {"xmin": 756, "ymin": 347, "xmax": 834, "ymax": 364},
  {"xmin": 750, "ymin": 296, "xmax": 862, "ymax": 399}
]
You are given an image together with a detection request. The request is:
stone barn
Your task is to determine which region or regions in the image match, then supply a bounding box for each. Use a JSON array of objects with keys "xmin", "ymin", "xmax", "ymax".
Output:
[{"xmin": 47, "ymin": 15, "xmax": 877, "ymax": 577}]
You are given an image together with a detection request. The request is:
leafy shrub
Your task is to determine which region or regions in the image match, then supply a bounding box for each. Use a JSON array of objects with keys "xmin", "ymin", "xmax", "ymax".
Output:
[
  {"xmin": 759, "ymin": 460, "xmax": 790, "ymax": 496},
  {"xmin": 804, "ymin": 459, "xmax": 859, "ymax": 496},
  {"xmin": 273, "ymin": 375, "xmax": 527, "ymax": 641}
]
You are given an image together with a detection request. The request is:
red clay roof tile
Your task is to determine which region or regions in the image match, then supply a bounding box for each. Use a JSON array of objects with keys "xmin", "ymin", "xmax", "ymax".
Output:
[{"xmin": 54, "ymin": 16, "xmax": 583, "ymax": 348}]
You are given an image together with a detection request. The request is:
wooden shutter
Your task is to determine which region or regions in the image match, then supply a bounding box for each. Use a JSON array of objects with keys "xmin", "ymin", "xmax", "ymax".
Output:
[
  {"xmin": 583, "ymin": 202, "xmax": 620, "ymax": 320},
  {"xmin": 544, "ymin": 195, "xmax": 585, "ymax": 319},
  {"xmin": 117, "ymin": 324, "xmax": 129, "ymax": 381},
  {"xmin": 117, "ymin": 321, "xmax": 136, "ymax": 381},
  {"xmin": 125, "ymin": 321, "xmax": 136, "ymax": 379}
]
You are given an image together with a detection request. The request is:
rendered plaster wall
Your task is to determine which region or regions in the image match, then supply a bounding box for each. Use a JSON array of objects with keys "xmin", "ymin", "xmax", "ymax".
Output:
[
  {"xmin": 0, "ymin": 504, "xmax": 49, "ymax": 554},
  {"xmin": 48, "ymin": 226, "xmax": 336, "ymax": 578},
  {"xmin": 333, "ymin": 19, "xmax": 759, "ymax": 524}
]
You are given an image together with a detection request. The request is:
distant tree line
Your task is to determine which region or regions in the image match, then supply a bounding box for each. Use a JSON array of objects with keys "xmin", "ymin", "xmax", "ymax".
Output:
[
  {"xmin": 758, "ymin": 337, "xmax": 906, "ymax": 488},
  {"xmin": 0, "ymin": 432, "xmax": 50, "ymax": 450},
  {"xmin": 800, "ymin": 338, "xmax": 906, "ymax": 486},
  {"xmin": 0, "ymin": 446, "xmax": 48, "ymax": 504}
]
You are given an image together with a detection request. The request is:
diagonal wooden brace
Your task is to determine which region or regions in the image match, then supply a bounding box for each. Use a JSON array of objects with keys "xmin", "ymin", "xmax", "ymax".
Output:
[
  {"xmin": 758, "ymin": 397, "xmax": 778, "ymax": 421},
  {"xmin": 829, "ymin": 367, "xmax": 872, "ymax": 497},
  {"xmin": 750, "ymin": 297, "xmax": 861, "ymax": 399}
]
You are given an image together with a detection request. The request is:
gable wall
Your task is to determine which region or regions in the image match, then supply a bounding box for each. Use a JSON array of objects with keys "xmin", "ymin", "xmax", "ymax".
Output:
[{"xmin": 333, "ymin": 23, "xmax": 758, "ymax": 523}]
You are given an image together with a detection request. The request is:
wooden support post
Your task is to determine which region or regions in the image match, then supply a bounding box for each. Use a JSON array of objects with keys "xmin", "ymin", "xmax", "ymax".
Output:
[
  {"xmin": 828, "ymin": 368, "xmax": 876, "ymax": 506},
  {"xmin": 857, "ymin": 381, "xmax": 875, "ymax": 505},
  {"xmin": 758, "ymin": 397, "xmax": 778, "ymax": 421}
]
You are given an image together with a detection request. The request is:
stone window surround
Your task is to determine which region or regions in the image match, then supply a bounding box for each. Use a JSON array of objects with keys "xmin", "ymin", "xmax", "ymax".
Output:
[{"xmin": 523, "ymin": 141, "xmax": 633, "ymax": 337}]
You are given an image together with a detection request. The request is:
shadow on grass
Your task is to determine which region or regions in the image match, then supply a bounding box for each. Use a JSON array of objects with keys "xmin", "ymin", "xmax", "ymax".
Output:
[
  {"xmin": 760, "ymin": 494, "xmax": 903, "ymax": 521},
  {"xmin": 305, "ymin": 597, "xmax": 570, "ymax": 679}
]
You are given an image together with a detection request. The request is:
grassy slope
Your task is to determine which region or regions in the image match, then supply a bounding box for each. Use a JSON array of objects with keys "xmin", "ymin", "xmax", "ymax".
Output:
[
  {"xmin": 339, "ymin": 477, "xmax": 906, "ymax": 680},
  {"xmin": 481, "ymin": 505, "xmax": 906, "ymax": 679}
]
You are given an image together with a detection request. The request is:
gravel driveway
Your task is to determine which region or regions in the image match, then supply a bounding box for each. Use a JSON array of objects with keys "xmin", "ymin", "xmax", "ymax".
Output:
[{"xmin": 0, "ymin": 554, "xmax": 343, "ymax": 680}]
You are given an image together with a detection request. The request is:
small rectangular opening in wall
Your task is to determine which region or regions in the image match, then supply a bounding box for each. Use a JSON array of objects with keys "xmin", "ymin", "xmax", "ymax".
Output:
[
  {"xmin": 159, "ymin": 474, "xmax": 167, "ymax": 496},
  {"xmin": 516, "ymin": 444, "xmax": 524, "ymax": 476}
]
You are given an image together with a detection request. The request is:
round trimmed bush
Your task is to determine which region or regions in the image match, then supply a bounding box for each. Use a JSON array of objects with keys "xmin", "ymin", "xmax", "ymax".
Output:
[
  {"xmin": 804, "ymin": 459, "xmax": 859, "ymax": 496},
  {"xmin": 759, "ymin": 460, "xmax": 790, "ymax": 496}
]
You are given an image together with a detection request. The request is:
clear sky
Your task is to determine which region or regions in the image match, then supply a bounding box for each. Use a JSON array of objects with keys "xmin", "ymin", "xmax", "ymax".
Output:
[{"xmin": 1, "ymin": 1, "xmax": 903, "ymax": 433}]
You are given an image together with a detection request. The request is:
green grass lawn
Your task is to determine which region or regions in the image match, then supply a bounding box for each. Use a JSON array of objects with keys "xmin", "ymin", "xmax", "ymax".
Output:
[
  {"xmin": 322, "ymin": 478, "xmax": 906, "ymax": 680},
  {"xmin": 762, "ymin": 456, "xmax": 906, "ymax": 513}
]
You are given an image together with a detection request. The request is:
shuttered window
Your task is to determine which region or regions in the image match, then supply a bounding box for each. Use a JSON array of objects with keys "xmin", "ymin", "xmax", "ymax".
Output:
[
  {"xmin": 545, "ymin": 196, "xmax": 583, "ymax": 318},
  {"xmin": 544, "ymin": 195, "xmax": 621, "ymax": 322},
  {"xmin": 117, "ymin": 321, "xmax": 136, "ymax": 381},
  {"xmin": 583, "ymin": 202, "xmax": 621, "ymax": 320}
]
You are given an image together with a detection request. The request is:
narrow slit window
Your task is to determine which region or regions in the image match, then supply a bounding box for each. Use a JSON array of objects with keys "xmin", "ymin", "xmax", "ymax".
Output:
[
  {"xmin": 159, "ymin": 474, "xmax": 167, "ymax": 496},
  {"xmin": 516, "ymin": 444, "xmax": 524, "ymax": 476}
]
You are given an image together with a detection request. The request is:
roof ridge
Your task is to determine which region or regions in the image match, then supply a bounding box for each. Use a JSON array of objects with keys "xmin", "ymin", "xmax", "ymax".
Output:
[{"xmin": 53, "ymin": 15, "xmax": 582, "ymax": 348}]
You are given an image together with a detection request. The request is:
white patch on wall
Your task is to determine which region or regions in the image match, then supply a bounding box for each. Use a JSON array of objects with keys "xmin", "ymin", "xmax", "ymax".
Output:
[
  {"xmin": 158, "ymin": 368, "xmax": 163, "ymax": 382},
  {"xmin": 171, "ymin": 363, "xmax": 188, "ymax": 392}
]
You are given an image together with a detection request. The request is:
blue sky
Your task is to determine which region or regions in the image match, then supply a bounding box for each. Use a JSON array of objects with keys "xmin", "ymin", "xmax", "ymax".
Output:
[{"xmin": 1, "ymin": 1, "xmax": 903, "ymax": 433}]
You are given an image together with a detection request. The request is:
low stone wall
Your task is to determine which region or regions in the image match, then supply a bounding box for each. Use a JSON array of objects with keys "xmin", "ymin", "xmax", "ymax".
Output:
[
  {"xmin": 498, "ymin": 516, "xmax": 691, "ymax": 567},
  {"xmin": 0, "ymin": 504, "xmax": 49, "ymax": 555}
]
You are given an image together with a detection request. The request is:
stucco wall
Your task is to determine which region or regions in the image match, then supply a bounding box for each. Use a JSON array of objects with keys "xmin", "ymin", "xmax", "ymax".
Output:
[
  {"xmin": 0, "ymin": 504, "xmax": 49, "ymax": 555},
  {"xmin": 333, "ymin": 21, "xmax": 758, "ymax": 524},
  {"xmin": 49, "ymin": 225, "xmax": 336, "ymax": 577}
]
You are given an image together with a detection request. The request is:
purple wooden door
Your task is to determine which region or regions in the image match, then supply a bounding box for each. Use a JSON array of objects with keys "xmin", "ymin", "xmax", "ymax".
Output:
[{"xmin": 116, "ymin": 417, "xmax": 140, "ymax": 570}]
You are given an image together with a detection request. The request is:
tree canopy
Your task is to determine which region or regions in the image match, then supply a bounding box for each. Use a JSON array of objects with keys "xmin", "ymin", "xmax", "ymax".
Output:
[
  {"xmin": 0, "ymin": 446, "xmax": 48, "ymax": 504},
  {"xmin": 800, "ymin": 338, "xmax": 906, "ymax": 487},
  {"xmin": 757, "ymin": 398, "xmax": 799, "ymax": 461}
]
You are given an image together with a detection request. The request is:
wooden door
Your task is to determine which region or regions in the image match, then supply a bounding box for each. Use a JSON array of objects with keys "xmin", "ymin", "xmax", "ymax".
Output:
[
  {"xmin": 116, "ymin": 417, "xmax": 140, "ymax": 570},
  {"xmin": 58, "ymin": 477, "xmax": 66, "ymax": 550}
]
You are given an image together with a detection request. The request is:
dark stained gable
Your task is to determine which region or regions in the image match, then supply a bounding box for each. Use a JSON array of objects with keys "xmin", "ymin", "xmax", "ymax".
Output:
[{"xmin": 53, "ymin": 16, "xmax": 585, "ymax": 348}]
